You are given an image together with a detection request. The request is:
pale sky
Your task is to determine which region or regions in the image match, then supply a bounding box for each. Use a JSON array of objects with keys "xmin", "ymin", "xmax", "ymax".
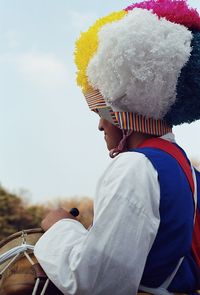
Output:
[{"xmin": 1, "ymin": 0, "xmax": 200, "ymax": 203}]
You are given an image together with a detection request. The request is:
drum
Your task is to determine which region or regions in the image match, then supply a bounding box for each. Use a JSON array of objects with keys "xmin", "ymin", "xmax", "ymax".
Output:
[{"xmin": 0, "ymin": 228, "xmax": 63, "ymax": 295}]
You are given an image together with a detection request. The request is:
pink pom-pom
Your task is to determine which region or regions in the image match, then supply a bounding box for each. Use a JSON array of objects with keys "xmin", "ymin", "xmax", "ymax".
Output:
[{"xmin": 125, "ymin": 0, "xmax": 200, "ymax": 30}]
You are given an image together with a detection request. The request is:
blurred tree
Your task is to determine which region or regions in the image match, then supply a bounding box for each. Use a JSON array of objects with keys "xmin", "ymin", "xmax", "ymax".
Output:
[
  {"xmin": 26, "ymin": 205, "xmax": 48, "ymax": 228},
  {"xmin": 191, "ymin": 158, "xmax": 200, "ymax": 171},
  {"xmin": 0, "ymin": 185, "xmax": 93, "ymax": 241},
  {"xmin": 0, "ymin": 186, "xmax": 27, "ymax": 239},
  {"xmin": 0, "ymin": 186, "xmax": 46, "ymax": 240}
]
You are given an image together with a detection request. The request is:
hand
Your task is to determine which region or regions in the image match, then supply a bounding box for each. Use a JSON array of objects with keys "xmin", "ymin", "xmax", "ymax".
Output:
[{"xmin": 41, "ymin": 208, "xmax": 76, "ymax": 232}]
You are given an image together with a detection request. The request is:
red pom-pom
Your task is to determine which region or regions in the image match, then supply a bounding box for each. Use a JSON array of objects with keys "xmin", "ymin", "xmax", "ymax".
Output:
[{"xmin": 125, "ymin": 0, "xmax": 200, "ymax": 30}]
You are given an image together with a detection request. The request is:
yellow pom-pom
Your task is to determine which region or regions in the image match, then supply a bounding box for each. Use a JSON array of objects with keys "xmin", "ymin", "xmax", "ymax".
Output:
[{"xmin": 74, "ymin": 10, "xmax": 127, "ymax": 92}]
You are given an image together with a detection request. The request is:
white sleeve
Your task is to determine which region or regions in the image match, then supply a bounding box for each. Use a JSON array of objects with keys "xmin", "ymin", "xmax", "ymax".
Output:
[{"xmin": 34, "ymin": 152, "xmax": 160, "ymax": 295}]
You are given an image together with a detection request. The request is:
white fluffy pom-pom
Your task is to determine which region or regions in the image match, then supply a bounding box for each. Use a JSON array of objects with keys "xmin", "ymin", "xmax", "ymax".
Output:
[{"xmin": 87, "ymin": 9, "xmax": 192, "ymax": 119}]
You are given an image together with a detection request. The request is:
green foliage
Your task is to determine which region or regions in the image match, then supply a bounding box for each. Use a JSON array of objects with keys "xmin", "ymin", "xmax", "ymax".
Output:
[
  {"xmin": 0, "ymin": 186, "xmax": 46, "ymax": 240},
  {"xmin": 191, "ymin": 158, "xmax": 200, "ymax": 171},
  {"xmin": 0, "ymin": 185, "xmax": 94, "ymax": 242}
]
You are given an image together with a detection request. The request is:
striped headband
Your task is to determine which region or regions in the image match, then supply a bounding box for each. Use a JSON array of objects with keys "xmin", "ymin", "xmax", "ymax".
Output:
[{"xmin": 84, "ymin": 89, "xmax": 172, "ymax": 136}]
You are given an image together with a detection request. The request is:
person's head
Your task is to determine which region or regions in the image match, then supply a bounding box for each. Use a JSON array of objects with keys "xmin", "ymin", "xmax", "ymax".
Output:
[
  {"xmin": 98, "ymin": 117, "xmax": 157, "ymax": 153},
  {"xmin": 74, "ymin": 0, "xmax": 200, "ymax": 156},
  {"xmin": 98, "ymin": 118, "xmax": 123, "ymax": 151}
]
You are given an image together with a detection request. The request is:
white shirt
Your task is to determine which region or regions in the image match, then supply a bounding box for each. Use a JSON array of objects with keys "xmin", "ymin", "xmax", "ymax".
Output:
[
  {"xmin": 34, "ymin": 153, "xmax": 160, "ymax": 294},
  {"xmin": 34, "ymin": 135, "xmax": 175, "ymax": 294}
]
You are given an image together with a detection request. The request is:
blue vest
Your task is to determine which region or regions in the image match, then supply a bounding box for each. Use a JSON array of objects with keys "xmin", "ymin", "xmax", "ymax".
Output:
[{"xmin": 130, "ymin": 147, "xmax": 200, "ymax": 293}]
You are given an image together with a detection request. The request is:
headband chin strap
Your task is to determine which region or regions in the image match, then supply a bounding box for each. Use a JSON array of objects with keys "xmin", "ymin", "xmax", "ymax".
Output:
[{"xmin": 109, "ymin": 130, "xmax": 133, "ymax": 158}]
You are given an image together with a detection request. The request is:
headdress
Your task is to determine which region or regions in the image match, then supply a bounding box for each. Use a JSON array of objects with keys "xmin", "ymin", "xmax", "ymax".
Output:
[{"xmin": 74, "ymin": 0, "xmax": 200, "ymax": 137}]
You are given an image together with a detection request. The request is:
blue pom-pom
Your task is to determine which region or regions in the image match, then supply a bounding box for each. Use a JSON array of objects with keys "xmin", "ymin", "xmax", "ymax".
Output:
[{"xmin": 164, "ymin": 30, "xmax": 200, "ymax": 126}]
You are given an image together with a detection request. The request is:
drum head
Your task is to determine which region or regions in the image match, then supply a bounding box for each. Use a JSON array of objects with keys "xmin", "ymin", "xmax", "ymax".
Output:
[{"xmin": 0, "ymin": 228, "xmax": 63, "ymax": 295}]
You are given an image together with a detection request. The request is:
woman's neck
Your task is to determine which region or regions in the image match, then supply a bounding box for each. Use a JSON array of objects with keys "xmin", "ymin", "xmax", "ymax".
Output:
[{"xmin": 127, "ymin": 132, "xmax": 157, "ymax": 149}]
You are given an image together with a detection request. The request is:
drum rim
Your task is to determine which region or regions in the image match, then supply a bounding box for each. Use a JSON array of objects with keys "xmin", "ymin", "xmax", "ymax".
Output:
[{"xmin": 0, "ymin": 228, "xmax": 44, "ymax": 248}]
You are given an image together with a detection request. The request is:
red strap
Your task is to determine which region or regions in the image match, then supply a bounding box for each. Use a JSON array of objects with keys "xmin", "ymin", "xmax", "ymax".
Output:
[
  {"xmin": 139, "ymin": 138, "xmax": 195, "ymax": 193},
  {"xmin": 138, "ymin": 138, "xmax": 200, "ymax": 268}
]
